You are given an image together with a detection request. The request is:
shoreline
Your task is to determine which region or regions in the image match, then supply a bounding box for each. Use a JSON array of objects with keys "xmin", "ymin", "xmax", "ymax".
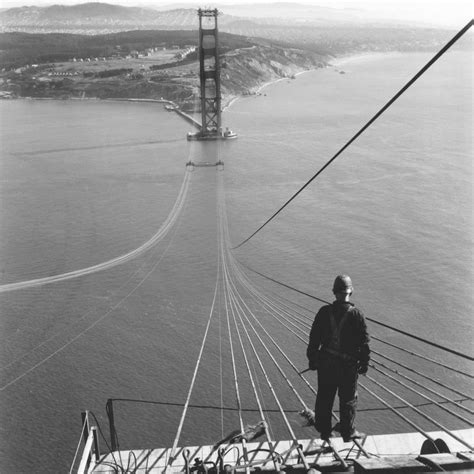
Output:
[
  {"xmin": 3, "ymin": 51, "xmax": 410, "ymax": 115},
  {"xmin": 328, "ymin": 51, "xmax": 406, "ymax": 67}
]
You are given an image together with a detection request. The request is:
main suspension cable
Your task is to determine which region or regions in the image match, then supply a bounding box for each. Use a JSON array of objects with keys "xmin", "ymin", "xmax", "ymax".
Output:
[{"xmin": 233, "ymin": 20, "xmax": 473, "ymax": 250}]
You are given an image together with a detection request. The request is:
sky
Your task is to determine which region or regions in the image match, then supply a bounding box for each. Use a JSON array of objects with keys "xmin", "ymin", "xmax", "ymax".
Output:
[{"xmin": 0, "ymin": 0, "xmax": 472, "ymax": 28}]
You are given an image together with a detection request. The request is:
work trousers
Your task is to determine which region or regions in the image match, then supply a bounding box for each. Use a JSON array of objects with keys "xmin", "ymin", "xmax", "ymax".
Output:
[{"xmin": 315, "ymin": 353, "xmax": 358, "ymax": 438}]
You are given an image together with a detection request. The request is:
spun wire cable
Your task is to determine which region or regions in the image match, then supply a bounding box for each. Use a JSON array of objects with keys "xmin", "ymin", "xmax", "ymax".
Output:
[
  {"xmin": 222, "ymin": 184, "xmax": 471, "ymax": 456},
  {"xmin": 222, "ymin": 252, "xmax": 251, "ymax": 472},
  {"xmin": 229, "ymin": 263, "xmax": 312, "ymax": 337},
  {"xmin": 357, "ymin": 382, "xmax": 440, "ymax": 445},
  {"xmin": 373, "ymin": 349, "xmax": 472, "ymax": 400},
  {"xmin": 167, "ymin": 260, "xmax": 220, "ymax": 469},
  {"xmin": 226, "ymin": 258, "xmax": 371, "ymax": 458},
  {"xmin": 245, "ymin": 281, "xmax": 473, "ymax": 382},
  {"xmin": 218, "ymin": 279, "xmax": 225, "ymax": 439},
  {"xmin": 0, "ymin": 169, "xmax": 191, "ymax": 293},
  {"xmin": 371, "ymin": 336, "xmax": 473, "ymax": 379},
  {"xmin": 233, "ymin": 20, "xmax": 474, "ymax": 250},
  {"xmin": 218, "ymin": 189, "xmax": 252, "ymax": 473},
  {"xmin": 230, "ymin": 260, "xmax": 473, "ymax": 434},
  {"xmin": 224, "ymin": 280, "xmax": 310, "ymax": 470},
  {"xmin": 166, "ymin": 136, "xmax": 223, "ymax": 465},
  {"xmin": 220, "ymin": 168, "xmax": 472, "ymax": 454},
  {"xmin": 225, "ymin": 260, "xmax": 309, "ymax": 410},
  {"xmin": 218, "ymin": 178, "xmax": 278, "ymax": 457},
  {"xmin": 241, "ymin": 264, "xmax": 474, "ymax": 362},
  {"xmin": 229, "ymin": 262, "xmax": 474, "ymax": 415},
  {"xmin": 220, "ymin": 251, "xmax": 279, "ymax": 469},
  {"xmin": 371, "ymin": 357, "xmax": 474, "ymax": 416},
  {"xmin": 365, "ymin": 374, "xmax": 473, "ymax": 450},
  {"xmin": 219, "ymin": 194, "xmax": 309, "ymax": 467},
  {"xmin": 265, "ymin": 297, "xmax": 474, "ymax": 409},
  {"xmin": 2, "ymin": 202, "xmax": 195, "ymax": 372},
  {"xmin": 370, "ymin": 364, "xmax": 473, "ymax": 425},
  {"xmin": 0, "ymin": 213, "xmax": 185, "ymax": 392},
  {"xmin": 217, "ymin": 191, "xmax": 274, "ymax": 437},
  {"xmin": 231, "ymin": 281, "xmax": 473, "ymax": 409},
  {"xmin": 227, "ymin": 260, "xmax": 470, "ymax": 450}
]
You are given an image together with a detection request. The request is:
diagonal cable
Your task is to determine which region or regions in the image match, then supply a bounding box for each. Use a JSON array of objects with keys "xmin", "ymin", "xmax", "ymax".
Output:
[{"xmin": 233, "ymin": 20, "xmax": 473, "ymax": 249}]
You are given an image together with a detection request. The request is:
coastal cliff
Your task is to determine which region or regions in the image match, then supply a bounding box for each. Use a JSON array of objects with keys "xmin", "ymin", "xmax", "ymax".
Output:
[{"xmin": 0, "ymin": 35, "xmax": 327, "ymax": 108}]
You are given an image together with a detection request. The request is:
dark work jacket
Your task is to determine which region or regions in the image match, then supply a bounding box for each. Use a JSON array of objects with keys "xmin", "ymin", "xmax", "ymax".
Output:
[{"xmin": 307, "ymin": 301, "xmax": 370, "ymax": 365}]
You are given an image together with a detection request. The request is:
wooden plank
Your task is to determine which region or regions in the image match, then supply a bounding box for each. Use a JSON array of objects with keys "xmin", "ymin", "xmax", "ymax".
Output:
[
  {"xmin": 417, "ymin": 453, "xmax": 474, "ymax": 471},
  {"xmin": 354, "ymin": 456, "xmax": 430, "ymax": 473}
]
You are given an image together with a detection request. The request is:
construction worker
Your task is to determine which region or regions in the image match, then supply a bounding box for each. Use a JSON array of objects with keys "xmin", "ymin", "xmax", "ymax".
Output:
[{"xmin": 306, "ymin": 275, "xmax": 370, "ymax": 442}]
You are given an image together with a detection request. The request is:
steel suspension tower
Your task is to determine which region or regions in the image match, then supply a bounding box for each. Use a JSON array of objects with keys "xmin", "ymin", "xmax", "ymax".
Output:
[
  {"xmin": 187, "ymin": 8, "xmax": 236, "ymax": 141},
  {"xmin": 199, "ymin": 8, "xmax": 221, "ymax": 138}
]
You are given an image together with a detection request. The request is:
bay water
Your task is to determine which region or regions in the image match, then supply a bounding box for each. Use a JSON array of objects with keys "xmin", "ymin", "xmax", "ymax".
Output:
[{"xmin": 0, "ymin": 48, "xmax": 472, "ymax": 472}]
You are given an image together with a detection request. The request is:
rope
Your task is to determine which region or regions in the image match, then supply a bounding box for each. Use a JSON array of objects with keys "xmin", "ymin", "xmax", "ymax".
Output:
[{"xmin": 233, "ymin": 20, "xmax": 473, "ymax": 249}]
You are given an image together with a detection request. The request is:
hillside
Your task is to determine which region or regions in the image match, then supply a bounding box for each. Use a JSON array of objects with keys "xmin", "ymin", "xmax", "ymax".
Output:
[{"xmin": 0, "ymin": 31, "xmax": 326, "ymax": 108}]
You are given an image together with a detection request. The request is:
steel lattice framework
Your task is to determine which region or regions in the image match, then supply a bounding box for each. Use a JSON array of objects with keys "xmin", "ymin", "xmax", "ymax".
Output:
[{"xmin": 198, "ymin": 8, "xmax": 222, "ymax": 138}]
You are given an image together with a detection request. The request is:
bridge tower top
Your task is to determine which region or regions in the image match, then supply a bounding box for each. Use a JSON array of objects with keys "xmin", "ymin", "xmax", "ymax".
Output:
[{"xmin": 197, "ymin": 8, "xmax": 222, "ymax": 138}]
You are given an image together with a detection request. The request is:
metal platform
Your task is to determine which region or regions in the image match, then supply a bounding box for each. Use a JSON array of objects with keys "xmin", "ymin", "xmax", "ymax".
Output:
[{"xmin": 81, "ymin": 428, "xmax": 473, "ymax": 473}]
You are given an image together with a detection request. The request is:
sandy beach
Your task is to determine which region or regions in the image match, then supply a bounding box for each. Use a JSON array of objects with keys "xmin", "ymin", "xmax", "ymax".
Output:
[{"xmin": 223, "ymin": 52, "xmax": 396, "ymax": 112}]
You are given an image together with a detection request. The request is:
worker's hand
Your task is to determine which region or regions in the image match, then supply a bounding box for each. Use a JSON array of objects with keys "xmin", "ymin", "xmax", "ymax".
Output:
[
  {"xmin": 357, "ymin": 363, "xmax": 368, "ymax": 375},
  {"xmin": 308, "ymin": 359, "xmax": 319, "ymax": 371}
]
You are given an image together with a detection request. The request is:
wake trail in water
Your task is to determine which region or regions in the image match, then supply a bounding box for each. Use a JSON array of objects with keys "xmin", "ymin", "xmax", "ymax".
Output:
[{"xmin": 13, "ymin": 138, "xmax": 183, "ymax": 157}]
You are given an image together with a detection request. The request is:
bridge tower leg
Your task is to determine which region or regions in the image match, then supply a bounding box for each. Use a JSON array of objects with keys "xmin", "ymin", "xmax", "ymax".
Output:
[{"xmin": 198, "ymin": 8, "xmax": 222, "ymax": 139}]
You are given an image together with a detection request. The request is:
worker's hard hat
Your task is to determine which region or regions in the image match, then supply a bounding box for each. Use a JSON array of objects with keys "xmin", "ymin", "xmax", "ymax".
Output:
[{"xmin": 333, "ymin": 274, "xmax": 353, "ymax": 293}]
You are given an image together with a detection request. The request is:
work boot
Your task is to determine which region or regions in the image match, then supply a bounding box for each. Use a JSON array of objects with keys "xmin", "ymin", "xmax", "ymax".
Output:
[
  {"xmin": 320, "ymin": 431, "xmax": 333, "ymax": 442},
  {"xmin": 343, "ymin": 430, "xmax": 365, "ymax": 443}
]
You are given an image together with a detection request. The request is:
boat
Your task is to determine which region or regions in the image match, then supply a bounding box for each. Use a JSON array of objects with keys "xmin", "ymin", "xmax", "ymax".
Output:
[
  {"xmin": 223, "ymin": 127, "xmax": 238, "ymax": 139},
  {"xmin": 186, "ymin": 128, "xmax": 238, "ymax": 141}
]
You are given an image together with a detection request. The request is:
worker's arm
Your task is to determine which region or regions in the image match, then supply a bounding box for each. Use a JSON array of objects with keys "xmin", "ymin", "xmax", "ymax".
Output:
[
  {"xmin": 357, "ymin": 313, "xmax": 370, "ymax": 374},
  {"xmin": 307, "ymin": 307, "xmax": 325, "ymax": 369}
]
